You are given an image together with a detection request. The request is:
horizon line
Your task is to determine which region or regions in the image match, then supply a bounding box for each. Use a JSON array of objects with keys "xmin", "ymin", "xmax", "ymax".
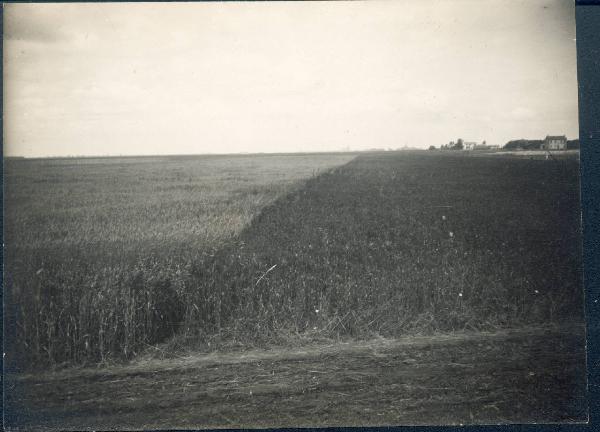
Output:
[{"xmin": 3, "ymin": 148, "xmax": 425, "ymax": 160}]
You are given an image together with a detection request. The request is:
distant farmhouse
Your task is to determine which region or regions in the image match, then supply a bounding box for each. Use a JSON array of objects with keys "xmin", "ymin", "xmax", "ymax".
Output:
[
  {"xmin": 503, "ymin": 136, "xmax": 578, "ymax": 151},
  {"xmin": 541, "ymin": 135, "xmax": 567, "ymax": 151},
  {"xmin": 464, "ymin": 140, "xmax": 499, "ymax": 151},
  {"xmin": 471, "ymin": 142, "xmax": 499, "ymax": 151},
  {"xmin": 440, "ymin": 139, "xmax": 499, "ymax": 151}
]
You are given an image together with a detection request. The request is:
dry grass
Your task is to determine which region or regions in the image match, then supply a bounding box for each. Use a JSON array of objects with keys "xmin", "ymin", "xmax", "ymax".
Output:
[{"xmin": 7, "ymin": 325, "xmax": 587, "ymax": 429}]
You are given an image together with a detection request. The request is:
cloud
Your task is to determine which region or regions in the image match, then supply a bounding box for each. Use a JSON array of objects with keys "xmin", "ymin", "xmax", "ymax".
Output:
[
  {"xmin": 3, "ymin": 1, "xmax": 579, "ymax": 157},
  {"xmin": 4, "ymin": 5, "xmax": 69, "ymax": 42}
]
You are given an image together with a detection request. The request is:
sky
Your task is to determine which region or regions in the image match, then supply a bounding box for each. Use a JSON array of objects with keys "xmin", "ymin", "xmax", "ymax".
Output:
[{"xmin": 4, "ymin": 0, "xmax": 579, "ymax": 157}]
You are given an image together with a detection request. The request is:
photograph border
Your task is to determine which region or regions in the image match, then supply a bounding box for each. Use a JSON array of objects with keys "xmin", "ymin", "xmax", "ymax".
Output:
[{"xmin": 1, "ymin": 1, "xmax": 599, "ymax": 431}]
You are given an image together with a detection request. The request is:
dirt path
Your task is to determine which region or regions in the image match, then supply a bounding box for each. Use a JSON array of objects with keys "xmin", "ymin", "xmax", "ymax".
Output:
[{"xmin": 6, "ymin": 325, "xmax": 587, "ymax": 430}]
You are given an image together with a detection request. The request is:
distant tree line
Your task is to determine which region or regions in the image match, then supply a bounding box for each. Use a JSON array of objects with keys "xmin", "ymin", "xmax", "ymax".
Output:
[
  {"xmin": 438, "ymin": 138, "xmax": 464, "ymax": 151},
  {"xmin": 503, "ymin": 139, "xmax": 543, "ymax": 150},
  {"xmin": 430, "ymin": 137, "xmax": 581, "ymax": 152},
  {"xmin": 503, "ymin": 139, "xmax": 580, "ymax": 150}
]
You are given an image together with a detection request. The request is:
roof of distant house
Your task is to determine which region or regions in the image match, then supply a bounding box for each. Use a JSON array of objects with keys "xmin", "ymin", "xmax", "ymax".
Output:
[{"xmin": 545, "ymin": 135, "xmax": 567, "ymax": 140}]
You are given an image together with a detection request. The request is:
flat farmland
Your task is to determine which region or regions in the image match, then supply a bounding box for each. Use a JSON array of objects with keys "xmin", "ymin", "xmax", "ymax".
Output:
[
  {"xmin": 4, "ymin": 153, "xmax": 355, "ymax": 367},
  {"xmin": 4, "ymin": 154, "xmax": 355, "ymax": 262},
  {"xmin": 4, "ymin": 151, "xmax": 586, "ymax": 428}
]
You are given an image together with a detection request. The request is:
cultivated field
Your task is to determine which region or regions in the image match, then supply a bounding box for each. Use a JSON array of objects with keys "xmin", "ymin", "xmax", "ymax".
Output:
[
  {"xmin": 4, "ymin": 151, "xmax": 586, "ymax": 428},
  {"xmin": 4, "ymin": 154, "xmax": 354, "ymax": 367}
]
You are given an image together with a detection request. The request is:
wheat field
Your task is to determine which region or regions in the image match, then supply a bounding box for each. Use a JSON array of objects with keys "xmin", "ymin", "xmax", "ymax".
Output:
[{"xmin": 4, "ymin": 153, "xmax": 354, "ymax": 368}]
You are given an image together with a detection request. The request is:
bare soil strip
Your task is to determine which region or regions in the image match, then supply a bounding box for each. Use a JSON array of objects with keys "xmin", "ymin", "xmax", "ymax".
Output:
[{"xmin": 6, "ymin": 324, "xmax": 587, "ymax": 429}]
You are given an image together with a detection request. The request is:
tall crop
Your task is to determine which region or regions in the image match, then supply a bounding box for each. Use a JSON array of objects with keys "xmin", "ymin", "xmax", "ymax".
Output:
[
  {"xmin": 178, "ymin": 153, "xmax": 583, "ymax": 342},
  {"xmin": 4, "ymin": 154, "xmax": 352, "ymax": 369},
  {"xmin": 4, "ymin": 152, "xmax": 583, "ymax": 370}
]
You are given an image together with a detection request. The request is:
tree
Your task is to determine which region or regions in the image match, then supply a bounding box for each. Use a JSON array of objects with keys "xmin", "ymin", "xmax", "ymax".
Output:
[{"xmin": 429, "ymin": 145, "xmax": 436, "ymax": 150}]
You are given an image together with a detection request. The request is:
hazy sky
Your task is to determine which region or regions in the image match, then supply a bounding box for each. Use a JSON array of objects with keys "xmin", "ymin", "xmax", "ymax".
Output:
[{"xmin": 4, "ymin": 1, "xmax": 578, "ymax": 157}]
